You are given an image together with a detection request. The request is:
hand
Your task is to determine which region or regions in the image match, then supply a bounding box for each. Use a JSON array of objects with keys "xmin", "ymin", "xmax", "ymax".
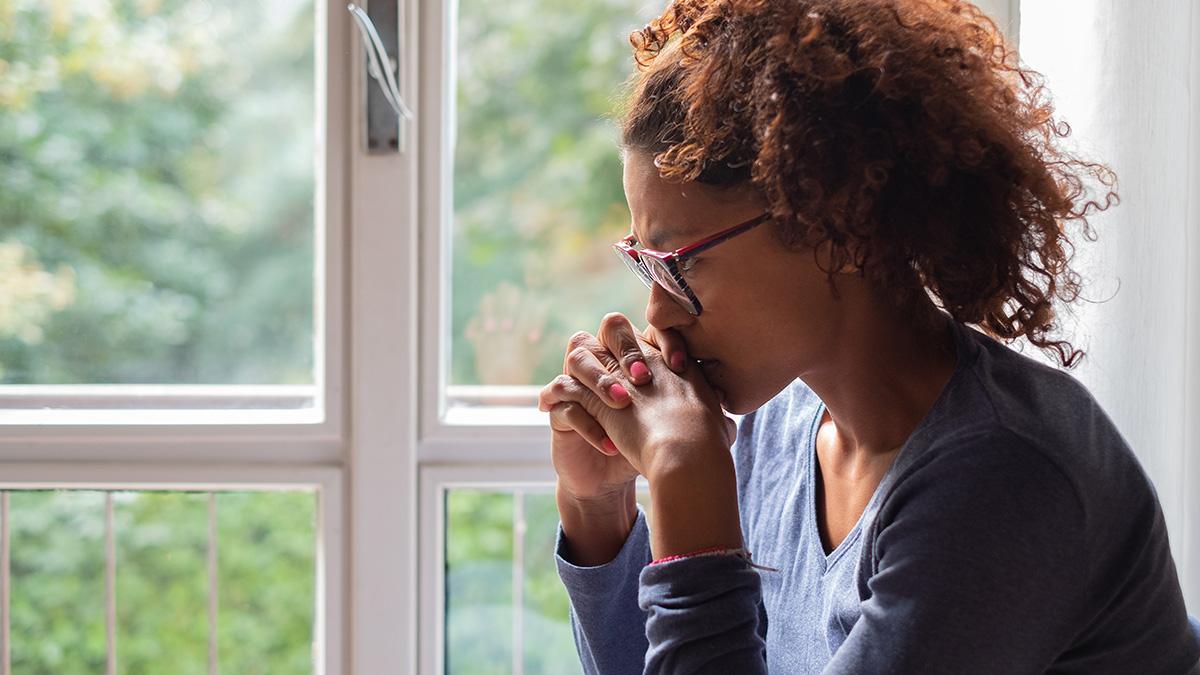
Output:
[
  {"xmin": 539, "ymin": 313, "xmax": 737, "ymax": 484},
  {"xmin": 541, "ymin": 313, "xmax": 663, "ymax": 502}
]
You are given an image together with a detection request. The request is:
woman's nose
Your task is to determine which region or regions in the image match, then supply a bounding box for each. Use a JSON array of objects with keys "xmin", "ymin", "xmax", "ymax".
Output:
[{"xmin": 644, "ymin": 282, "xmax": 694, "ymax": 332}]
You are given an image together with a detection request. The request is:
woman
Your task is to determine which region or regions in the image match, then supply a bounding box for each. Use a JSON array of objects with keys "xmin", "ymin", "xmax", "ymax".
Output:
[{"xmin": 538, "ymin": 0, "xmax": 1200, "ymax": 672}]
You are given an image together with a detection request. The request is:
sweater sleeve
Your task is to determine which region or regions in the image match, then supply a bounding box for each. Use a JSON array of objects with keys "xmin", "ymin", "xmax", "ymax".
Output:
[
  {"xmin": 824, "ymin": 433, "xmax": 1089, "ymax": 674},
  {"xmin": 555, "ymin": 504, "xmax": 653, "ymax": 675},
  {"xmin": 637, "ymin": 547, "xmax": 768, "ymax": 673}
]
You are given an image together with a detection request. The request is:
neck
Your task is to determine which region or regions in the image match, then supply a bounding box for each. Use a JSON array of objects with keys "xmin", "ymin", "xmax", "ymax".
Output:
[{"xmin": 799, "ymin": 292, "xmax": 958, "ymax": 466}]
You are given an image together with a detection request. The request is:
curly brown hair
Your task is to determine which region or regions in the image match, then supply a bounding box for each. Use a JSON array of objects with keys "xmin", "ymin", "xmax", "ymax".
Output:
[{"xmin": 621, "ymin": 0, "xmax": 1118, "ymax": 368}]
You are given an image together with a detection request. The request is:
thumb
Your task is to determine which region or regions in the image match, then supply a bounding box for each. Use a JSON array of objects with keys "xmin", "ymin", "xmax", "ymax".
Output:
[{"xmin": 640, "ymin": 325, "xmax": 689, "ymax": 373}]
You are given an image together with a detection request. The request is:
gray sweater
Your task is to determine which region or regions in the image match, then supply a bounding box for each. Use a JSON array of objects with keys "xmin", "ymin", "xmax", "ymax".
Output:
[{"xmin": 555, "ymin": 319, "xmax": 1200, "ymax": 674}]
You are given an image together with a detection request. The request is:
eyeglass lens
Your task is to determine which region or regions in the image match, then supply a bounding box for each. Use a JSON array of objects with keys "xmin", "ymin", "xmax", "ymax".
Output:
[{"xmin": 612, "ymin": 246, "xmax": 697, "ymax": 313}]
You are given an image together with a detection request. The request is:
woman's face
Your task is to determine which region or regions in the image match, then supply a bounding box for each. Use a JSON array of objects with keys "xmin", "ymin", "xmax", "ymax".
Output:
[{"xmin": 622, "ymin": 150, "xmax": 850, "ymax": 414}]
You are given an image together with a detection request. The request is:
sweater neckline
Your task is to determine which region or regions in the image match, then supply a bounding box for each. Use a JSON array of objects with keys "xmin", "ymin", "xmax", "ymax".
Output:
[{"xmin": 804, "ymin": 316, "xmax": 975, "ymax": 569}]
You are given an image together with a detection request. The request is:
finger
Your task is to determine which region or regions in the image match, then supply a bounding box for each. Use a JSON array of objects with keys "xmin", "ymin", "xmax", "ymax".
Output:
[
  {"xmin": 599, "ymin": 313, "xmax": 652, "ymax": 385},
  {"xmin": 641, "ymin": 325, "xmax": 689, "ymax": 373},
  {"xmin": 563, "ymin": 330, "xmax": 622, "ymax": 376},
  {"xmin": 565, "ymin": 345, "xmax": 633, "ymax": 408},
  {"xmin": 539, "ymin": 374, "xmax": 609, "ymax": 425},
  {"xmin": 548, "ymin": 401, "xmax": 619, "ymax": 456}
]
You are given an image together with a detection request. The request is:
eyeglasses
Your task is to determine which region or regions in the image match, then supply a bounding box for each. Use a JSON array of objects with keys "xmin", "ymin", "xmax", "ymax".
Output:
[{"xmin": 612, "ymin": 212, "xmax": 771, "ymax": 316}]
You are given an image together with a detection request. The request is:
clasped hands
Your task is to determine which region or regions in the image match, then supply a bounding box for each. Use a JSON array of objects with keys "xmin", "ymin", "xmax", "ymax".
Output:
[{"xmin": 538, "ymin": 312, "xmax": 738, "ymax": 487}]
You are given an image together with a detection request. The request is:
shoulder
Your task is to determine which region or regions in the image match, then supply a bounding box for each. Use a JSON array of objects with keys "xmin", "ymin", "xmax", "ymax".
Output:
[
  {"xmin": 864, "ymin": 428, "xmax": 1089, "ymax": 603},
  {"xmin": 954, "ymin": 324, "xmax": 1161, "ymax": 520},
  {"xmin": 884, "ymin": 426, "xmax": 1086, "ymax": 523}
]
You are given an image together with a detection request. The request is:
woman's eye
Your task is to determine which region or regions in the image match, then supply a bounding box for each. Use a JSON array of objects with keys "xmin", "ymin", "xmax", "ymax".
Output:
[{"xmin": 679, "ymin": 257, "xmax": 699, "ymax": 275}]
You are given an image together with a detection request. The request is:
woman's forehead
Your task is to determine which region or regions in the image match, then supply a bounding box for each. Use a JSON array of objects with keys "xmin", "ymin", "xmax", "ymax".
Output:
[
  {"xmin": 623, "ymin": 150, "xmax": 763, "ymax": 249},
  {"xmin": 623, "ymin": 152, "xmax": 715, "ymax": 246}
]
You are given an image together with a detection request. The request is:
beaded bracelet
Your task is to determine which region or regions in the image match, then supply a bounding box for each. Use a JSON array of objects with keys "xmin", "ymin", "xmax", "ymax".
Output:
[{"xmin": 650, "ymin": 545, "xmax": 779, "ymax": 572}]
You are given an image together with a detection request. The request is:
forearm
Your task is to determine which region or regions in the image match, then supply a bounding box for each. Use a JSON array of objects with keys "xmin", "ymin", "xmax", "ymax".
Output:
[
  {"xmin": 648, "ymin": 450, "xmax": 744, "ymax": 559},
  {"xmin": 556, "ymin": 481, "xmax": 638, "ymax": 566}
]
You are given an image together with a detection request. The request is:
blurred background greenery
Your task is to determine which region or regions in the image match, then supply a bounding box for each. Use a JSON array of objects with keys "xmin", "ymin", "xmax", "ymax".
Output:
[
  {"xmin": 0, "ymin": 0, "xmax": 315, "ymax": 384},
  {"xmin": 446, "ymin": 488, "xmax": 653, "ymax": 675},
  {"xmin": 452, "ymin": 0, "xmax": 651, "ymax": 386},
  {"xmin": 1, "ymin": 0, "xmax": 656, "ymax": 670},
  {"xmin": 8, "ymin": 490, "xmax": 316, "ymax": 674}
]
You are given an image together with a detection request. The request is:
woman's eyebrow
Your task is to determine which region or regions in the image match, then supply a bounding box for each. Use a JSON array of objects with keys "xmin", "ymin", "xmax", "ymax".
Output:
[{"xmin": 632, "ymin": 222, "xmax": 683, "ymax": 250}]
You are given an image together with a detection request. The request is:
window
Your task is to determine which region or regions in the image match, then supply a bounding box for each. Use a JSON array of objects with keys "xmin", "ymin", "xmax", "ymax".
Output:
[
  {"xmin": 4, "ymin": 489, "xmax": 315, "ymax": 672},
  {"xmin": 0, "ymin": 0, "xmax": 331, "ymax": 424},
  {"xmin": 0, "ymin": 0, "xmax": 345, "ymax": 671}
]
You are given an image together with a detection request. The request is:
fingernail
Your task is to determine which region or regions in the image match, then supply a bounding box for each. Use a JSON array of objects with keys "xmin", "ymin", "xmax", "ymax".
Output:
[
  {"xmin": 630, "ymin": 360, "xmax": 650, "ymax": 382},
  {"xmin": 609, "ymin": 383, "xmax": 629, "ymax": 402},
  {"xmin": 670, "ymin": 352, "xmax": 685, "ymax": 371},
  {"xmin": 602, "ymin": 437, "xmax": 618, "ymax": 454}
]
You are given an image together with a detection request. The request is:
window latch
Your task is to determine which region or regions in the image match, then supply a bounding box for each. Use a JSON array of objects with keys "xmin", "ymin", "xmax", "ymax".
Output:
[{"xmin": 347, "ymin": 2, "xmax": 413, "ymax": 154}]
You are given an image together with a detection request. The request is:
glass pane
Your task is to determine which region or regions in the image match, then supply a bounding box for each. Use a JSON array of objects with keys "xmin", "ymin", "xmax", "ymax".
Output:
[
  {"xmin": 216, "ymin": 491, "xmax": 316, "ymax": 673},
  {"xmin": 451, "ymin": 0, "xmax": 650, "ymax": 387},
  {"xmin": 5, "ymin": 489, "xmax": 317, "ymax": 673},
  {"xmin": 444, "ymin": 486, "xmax": 652, "ymax": 673},
  {"xmin": 9, "ymin": 491, "xmax": 107, "ymax": 673},
  {"xmin": 0, "ymin": 0, "xmax": 317, "ymax": 387},
  {"xmin": 115, "ymin": 492, "xmax": 208, "ymax": 673},
  {"xmin": 445, "ymin": 490, "xmax": 514, "ymax": 673}
]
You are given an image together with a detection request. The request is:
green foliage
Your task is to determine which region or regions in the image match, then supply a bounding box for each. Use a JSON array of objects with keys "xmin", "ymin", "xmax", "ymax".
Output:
[
  {"xmin": 0, "ymin": 0, "xmax": 315, "ymax": 384},
  {"xmin": 452, "ymin": 0, "xmax": 653, "ymax": 385},
  {"xmin": 8, "ymin": 490, "xmax": 315, "ymax": 674},
  {"xmin": 446, "ymin": 489, "xmax": 585, "ymax": 675}
]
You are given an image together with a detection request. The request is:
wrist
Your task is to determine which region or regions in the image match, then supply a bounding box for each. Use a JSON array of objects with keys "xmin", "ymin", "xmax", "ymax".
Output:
[
  {"xmin": 647, "ymin": 456, "xmax": 744, "ymax": 560},
  {"xmin": 644, "ymin": 440, "xmax": 731, "ymax": 487},
  {"xmin": 555, "ymin": 482, "xmax": 638, "ymax": 566}
]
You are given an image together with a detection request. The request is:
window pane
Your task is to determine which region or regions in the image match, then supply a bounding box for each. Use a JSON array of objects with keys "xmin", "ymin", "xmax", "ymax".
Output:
[
  {"xmin": 0, "ymin": 0, "xmax": 317, "ymax": 388},
  {"xmin": 451, "ymin": 0, "xmax": 650, "ymax": 387},
  {"xmin": 445, "ymin": 490, "xmax": 513, "ymax": 673},
  {"xmin": 445, "ymin": 487, "xmax": 652, "ymax": 673},
  {"xmin": 10, "ymin": 491, "xmax": 107, "ymax": 673},
  {"xmin": 6, "ymin": 489, "xmax": 316, "ymax": 673},
  {"xmin": 216, "ymin": 491, "xmax": 316, "ymax": 673}
]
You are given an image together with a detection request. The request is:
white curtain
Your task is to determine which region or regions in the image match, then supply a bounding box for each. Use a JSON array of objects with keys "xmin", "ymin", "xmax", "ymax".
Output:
[{"xmin": 1019, "ymin": 1, "xmax": 1199, "ymax": 613}]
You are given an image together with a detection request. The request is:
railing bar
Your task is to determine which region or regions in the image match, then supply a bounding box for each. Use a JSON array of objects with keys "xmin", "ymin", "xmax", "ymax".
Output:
[
  {"xmin": 105, "ymin": 492, "xmax": 116, "ymax": 675},
  {"xmin": 512, "ymin": 489, "xmax": 525, "ymax": 675},
  {"xmin": 2, "ymin": 491, "xmax": 10, "ymax": 675},
  {"xmin": 208, "ymin": 492, "xmax": 218, "ymax": 675}
]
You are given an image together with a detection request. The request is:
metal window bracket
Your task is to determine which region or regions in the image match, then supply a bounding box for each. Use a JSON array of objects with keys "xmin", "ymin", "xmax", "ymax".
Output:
[{"xmin": 348, "ymin": 2, "xmax": 413, "ymax": 154}]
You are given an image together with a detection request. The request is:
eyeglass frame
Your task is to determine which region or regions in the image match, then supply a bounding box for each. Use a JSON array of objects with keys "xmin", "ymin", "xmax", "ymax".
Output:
[{"xmin": 612, "ymin": 211, "xmax": 771, "ymax": 316}]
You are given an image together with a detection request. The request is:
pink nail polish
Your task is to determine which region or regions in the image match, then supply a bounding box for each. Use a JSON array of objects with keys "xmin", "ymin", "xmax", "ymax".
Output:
[
  {"xmin": 670, "ymin": 352, "xmax": 685, "ymax": 371},
  {"xmin": 630, "ymin": 361, "xmax": 649, "ymax": 381},
  {"xmin": 609, "ymin": 383, "xmax": 629, "ymax": 401},
  {"xmin": 602, "ymin": 438, "xmax": 618, "ymax": 453}
]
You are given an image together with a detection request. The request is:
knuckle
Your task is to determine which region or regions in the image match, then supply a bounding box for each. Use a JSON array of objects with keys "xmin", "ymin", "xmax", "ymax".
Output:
[
  {"xmin": 567, "ymin": 331, "xmax": 593, "ymax": 349},
  {"xmin": 621, "ymin": 344, "xmax": 644, "ymax": 364},
  {"xmin": 599, "ymin": 312, "xmax": 627, "ymax": 329},
  {"xmin": 593, "ymin": 372, "xmax": 617, "ymax": 392},
  {"xmin": 550, "ymin": 374, "xmax": 576, "ymax": 392},
  {"xmin": 566, "ymin": 347, "xmax": 592, "ymax": 371}
]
